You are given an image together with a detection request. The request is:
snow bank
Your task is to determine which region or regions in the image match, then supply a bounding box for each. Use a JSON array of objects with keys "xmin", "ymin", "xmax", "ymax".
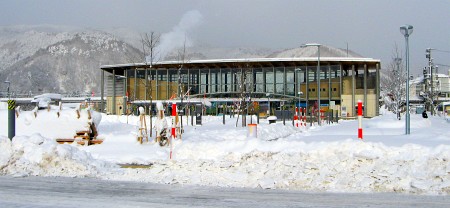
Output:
[
  {"xmin": 107, "ymin": 140, "xmax": 450, "ymax": 195},
  {"xmin": 0, "ymin": 134, "xmax": 117, "ymax": 177},
  {"xmin": 1, "ymin": 108, "xmax": 449, "ymax": 195},
  {"xmin": 0, "ymin": 108, "xmax": 101, "ymax": 139}
]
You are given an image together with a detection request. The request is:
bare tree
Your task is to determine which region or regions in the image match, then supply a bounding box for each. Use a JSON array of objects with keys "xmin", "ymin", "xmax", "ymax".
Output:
[
  {"xmin": 141, "ymin": 32, "xmax": 161, "ymax": 137},
  {"xmin": 381, "ymin": 44, "xmax": 407, "ymax": 119},
  {"xmin": 235, "ymin": 63, "xmax": 253, "ymax": 127},
  {"xmin": 176, "ymin": 37, "xmax": 188, "ymax": 132}
]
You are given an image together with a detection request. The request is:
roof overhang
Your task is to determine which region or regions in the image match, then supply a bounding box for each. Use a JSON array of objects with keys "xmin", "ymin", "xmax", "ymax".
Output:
[{"xmin": 100, "ymin": 57, "xmax": 381, "ymax": 75}]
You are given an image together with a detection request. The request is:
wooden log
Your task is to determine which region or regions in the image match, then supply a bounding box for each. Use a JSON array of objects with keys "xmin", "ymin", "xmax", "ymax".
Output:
[
  {"xmin": 15, "ymin": 106, "xmax": 20, "ymax": 118},
  {"xmin": 33, "ymin": 106, "xmax": 38, "ymax": 118}
]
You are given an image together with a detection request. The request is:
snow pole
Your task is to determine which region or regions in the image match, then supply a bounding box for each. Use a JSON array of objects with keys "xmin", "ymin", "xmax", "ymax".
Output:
[
  {"xmin": 8, "ymin": 100, "xmax": 16, "ymax": 140},
  {"xmin": 170, "ymin": 103, "xmax": 177, "ymax": 159},
  {"xmin": 300, "ymin": 108, "xmax": 306, "ymax": 127},
  {"xmin": 171, "ymin": 103, "xmax": 177, "ymax": 139},
  {"xmin": 358, "ymin": 100, "xmax": 363, "ymax": 140}
]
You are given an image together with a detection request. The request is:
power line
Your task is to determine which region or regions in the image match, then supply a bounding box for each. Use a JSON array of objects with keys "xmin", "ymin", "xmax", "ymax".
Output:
[
  {"xmin": 435, "ymin": 63, "xmax": 450, "ymax": 68},
  {"xmin": 434, "ymin": 49, "xmax": 450, "ymax": 53}
]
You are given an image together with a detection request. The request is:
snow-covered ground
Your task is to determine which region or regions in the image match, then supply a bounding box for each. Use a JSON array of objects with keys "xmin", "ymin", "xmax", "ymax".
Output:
[{"xmin": 0, "ymin": 104, "xmax": 449, "ymax": 195}]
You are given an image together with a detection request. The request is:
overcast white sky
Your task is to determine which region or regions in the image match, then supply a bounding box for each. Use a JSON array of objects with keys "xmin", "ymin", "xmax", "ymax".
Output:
[{"xmin": 1, "ymin": 0, "xmax": 450, "ymax": 75}]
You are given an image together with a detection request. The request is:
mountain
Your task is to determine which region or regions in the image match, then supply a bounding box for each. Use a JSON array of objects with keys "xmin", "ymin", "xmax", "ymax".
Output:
[
  {"xmin": 0, "ymin": 26, "xmax": 142, "ymax": 95},
  {"xmin": 267, "ymin": 45, "xmax": 363, "ymax": 58},
  {"xmin": 0, "ymin": 25, "xmax": 364, "ymax": 97}
]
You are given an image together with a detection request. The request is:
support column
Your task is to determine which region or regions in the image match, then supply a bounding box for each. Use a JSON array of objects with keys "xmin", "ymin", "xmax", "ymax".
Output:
[
  {"xmin": 283, "ymin": 66, "xmax": 287, "ymax": 95},
  {"xmin": 376, "ymin": 63, "xmax": 380, "ymax": 116},
  {"xmin": 352, "ymin": 65, "xmax": 356, "ymax": 117},
  {"xmin": 209, "ymin": 68, "xmax": 212, "ymax": 94},
  {"xmin": 263, "ymin": 67, "xmax": 266, "ymax": 92},
  {"xmin": 145, "ymin": 67, "xmax": 148, "ymax": 100},
  {"xmin": 328, "ymin": 64, "xmax": 331, "ymax": 105},
  {"xmin": 134, "ymin": 68, "xmax": 137, "ymax": 100},
  {"xmin": 219, "ymin": 68, "xmax": 223, "ymax": 93},
  {"xmin": 101, "ymin": 69, "xmax": 104, "ymax": 113},
  {"xmin": 363, "ymin": 64, "xmax": 367, "ymax": 117},
  {"xmin": 294, "ymin": 66, "xmax": 298, "ymax": 100},
  {"xmin": 251, "ymin": 67, "xmax": 255, "ymax": 93},
  {"xmin": 112, "ymin": 69, "xmax": 116, "ymax": 115},
  {"xmin": 339, "ymin": 65, "xmax": 343, "ymax": 111},
  {"xmin": 124, "ymin": 72, "xmax": 127, "ymax": 115},
  {"xmin": 187, "ymin": 68, "xmax": 190, "ymax": 93},
  {"xmin": 272, "ymin": 66, "xmax": 275, "ymax": 94},
  {"xmin": 166, "ymin": 69, "xmax": 169, "ymax": 99},
  {"xmin": 306, "ymin": 65, "xmax": 309, "ymax": 118},
  {"xmin": 155, "ymin": 69, "xmax": 159, "ymax": 100}
]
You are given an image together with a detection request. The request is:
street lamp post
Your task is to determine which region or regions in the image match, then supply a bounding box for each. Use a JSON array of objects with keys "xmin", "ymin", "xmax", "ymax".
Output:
[
  {"xmin": 298, "ymin": 91, "xmax": 303, "ymax": 109},
  {"xmin": 302, "ymin": 43, "xmax": 321, "ymax": 125},
  {"xmin": 400, "ymin": 24, "xmax": 413, "ymax": 135},
  {"xmin": 4, "ymin": 81, "xmax": 10, "ymax": 99},
  {"xmin": 295, "ymin": 68, "xmax": 307, "ymax": 119},
  {"xmin": 266, "ymin": 93, "xmax": 270, "ymax": 116}
]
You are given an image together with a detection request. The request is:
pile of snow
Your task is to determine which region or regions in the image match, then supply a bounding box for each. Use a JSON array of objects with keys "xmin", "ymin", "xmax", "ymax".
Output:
[
  {"xmin": 0, "ymin": 135, "xmax": 116, "ymax": 177},
  {"xmin": 0, "ymin": 107, "xmax": 101, "ymax": 139},
  {"xmin": 31, "ymin": 93, "xmax": 62, "ymax": 108},
  {"xmin": 108, "ymin": 140, "xmax": 449, "ymax": 194},
  {"xmin": 1, "ymin": 107, "xmax": 449, "ymax": 195}
]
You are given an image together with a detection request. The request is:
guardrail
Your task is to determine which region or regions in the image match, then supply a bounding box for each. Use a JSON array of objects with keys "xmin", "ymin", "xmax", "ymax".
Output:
[{"xmin": 0, "ymin": 91, "xmax": 96, "ymax": 99}]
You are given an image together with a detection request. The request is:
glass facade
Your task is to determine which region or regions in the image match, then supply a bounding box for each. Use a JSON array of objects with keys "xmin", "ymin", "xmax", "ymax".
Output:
[
  {"xmin": 117, "ymin": 63, "xmax": 376, "ymax": 102},
  {"xmin": 103, "ymin": 58, "xmax": 381, "ymax": 118}
]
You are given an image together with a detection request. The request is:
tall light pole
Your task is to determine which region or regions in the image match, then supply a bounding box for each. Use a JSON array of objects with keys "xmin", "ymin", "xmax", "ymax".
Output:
[
  {"xmin": 295, "ymin": 68, "xmax": 307, "ymax": 115},
  {"xmin": 400, "ymin": 24, "xmax": 413, "ymax": 135},
  {"xmin": 302, "ymin": 43, "xmax": 321, "ymax": 125},
  {"xmin": 298, "ymin": 91, "xmax": 303, "ymax": 109},
  {"xmin": 4, "ymin": 81, "xmax": 10, "ymax": 99}
]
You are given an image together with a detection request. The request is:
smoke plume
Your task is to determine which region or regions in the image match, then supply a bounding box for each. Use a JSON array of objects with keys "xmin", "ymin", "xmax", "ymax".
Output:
[{"xmin": 157, "ymin": 10, "xmax": 203, "ymax": 60}]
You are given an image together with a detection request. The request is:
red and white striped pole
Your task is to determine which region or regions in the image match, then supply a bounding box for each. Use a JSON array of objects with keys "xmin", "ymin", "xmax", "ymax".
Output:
[
  {"xmin": 358, "ymin": 100, "xmax": 363, "ymax": 140},
  {"xmin": 170, "ymin": 103, "xmax": 177, "ymax": 159},
  {"xmin": 301, "ymin": 108, "xmax": 306, "ymax": 127}
]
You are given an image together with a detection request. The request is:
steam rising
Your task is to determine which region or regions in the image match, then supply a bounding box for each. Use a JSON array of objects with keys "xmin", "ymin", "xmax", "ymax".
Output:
[{"xmin": 158, "ymin": 10, "xmax": 203, "ymax": 59}]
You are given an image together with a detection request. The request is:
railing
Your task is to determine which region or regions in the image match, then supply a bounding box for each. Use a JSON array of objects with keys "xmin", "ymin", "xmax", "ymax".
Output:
[{"xmin": 0, "ymin": 91, "xmax": 95, "ymax": 99}]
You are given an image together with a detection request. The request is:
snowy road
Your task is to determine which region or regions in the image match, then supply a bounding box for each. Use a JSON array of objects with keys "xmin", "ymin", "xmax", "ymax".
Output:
[{"xmin": 0, "ymin": 176, "xmax": 449, "ymax": 208}]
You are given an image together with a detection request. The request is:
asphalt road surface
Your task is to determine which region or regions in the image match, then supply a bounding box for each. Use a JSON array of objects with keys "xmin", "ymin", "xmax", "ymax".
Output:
[{"xmin": 0, "ymin": 176, "xmax": 448, "ymax": 207}]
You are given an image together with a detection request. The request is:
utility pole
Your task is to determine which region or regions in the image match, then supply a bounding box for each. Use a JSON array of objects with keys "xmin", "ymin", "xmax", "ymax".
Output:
[{"xmin": 426, "ymin": 48, "xmax": 435, "ymax": 115}]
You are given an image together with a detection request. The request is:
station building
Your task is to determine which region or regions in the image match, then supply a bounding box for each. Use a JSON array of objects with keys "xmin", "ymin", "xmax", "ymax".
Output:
[{"xmin": 99, "ymin": 46, "xmax": 381, "ymax": 118}]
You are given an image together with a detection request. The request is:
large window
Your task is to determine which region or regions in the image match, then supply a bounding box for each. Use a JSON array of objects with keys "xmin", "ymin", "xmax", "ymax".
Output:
[
  {"xmin": 245, "ymin": 69, "xmax": 253, "ymax": 93},
  {"xmin": 286, "ymin": 67, "xmax": 295, "ymax": 96},
  {"xmin": 210, "ymin": 70, "xmax": 218, "ymax": 93},
  {"xmin": 222, "ymin": 68, "xmax": 231, "ymax": 92},
  {"xmin": 254, "ymin": 68, "xmax": 264, "ymax": 92},
  {"xmin": 264, "ymin": 67, "xmax": 274, "ymax": 93},
  {"xmin": 188, "ymin": 68, "xmax": 199, "ymax": 95},
  {"xmin": 275, "ymin": 67, "xmax": 284, "ymax": 94},
  {"xmin": 200, "ymin": 69, "xmax": 209, "ymax": 94}
]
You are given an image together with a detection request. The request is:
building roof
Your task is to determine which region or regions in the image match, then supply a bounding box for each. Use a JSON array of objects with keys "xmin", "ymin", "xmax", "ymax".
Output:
[
  {"xmin": 100, "ymin": 45, "xmax": 380, "ymax": 75},
  {"xmin": 101, "ymin": 57, "xmax": 380, "ymax": 75}
]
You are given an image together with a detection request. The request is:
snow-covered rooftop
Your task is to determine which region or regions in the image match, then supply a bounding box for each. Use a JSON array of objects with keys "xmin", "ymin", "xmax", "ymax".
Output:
[{"xmin": 101, "ymin": 45, "xmax": 380, "ymax": 70}]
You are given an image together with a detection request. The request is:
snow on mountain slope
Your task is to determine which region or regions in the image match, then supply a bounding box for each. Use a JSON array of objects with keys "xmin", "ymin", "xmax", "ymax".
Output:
[{"xmin": 0, "ymin": 26, "xmax": 142, "ymax": 94}]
